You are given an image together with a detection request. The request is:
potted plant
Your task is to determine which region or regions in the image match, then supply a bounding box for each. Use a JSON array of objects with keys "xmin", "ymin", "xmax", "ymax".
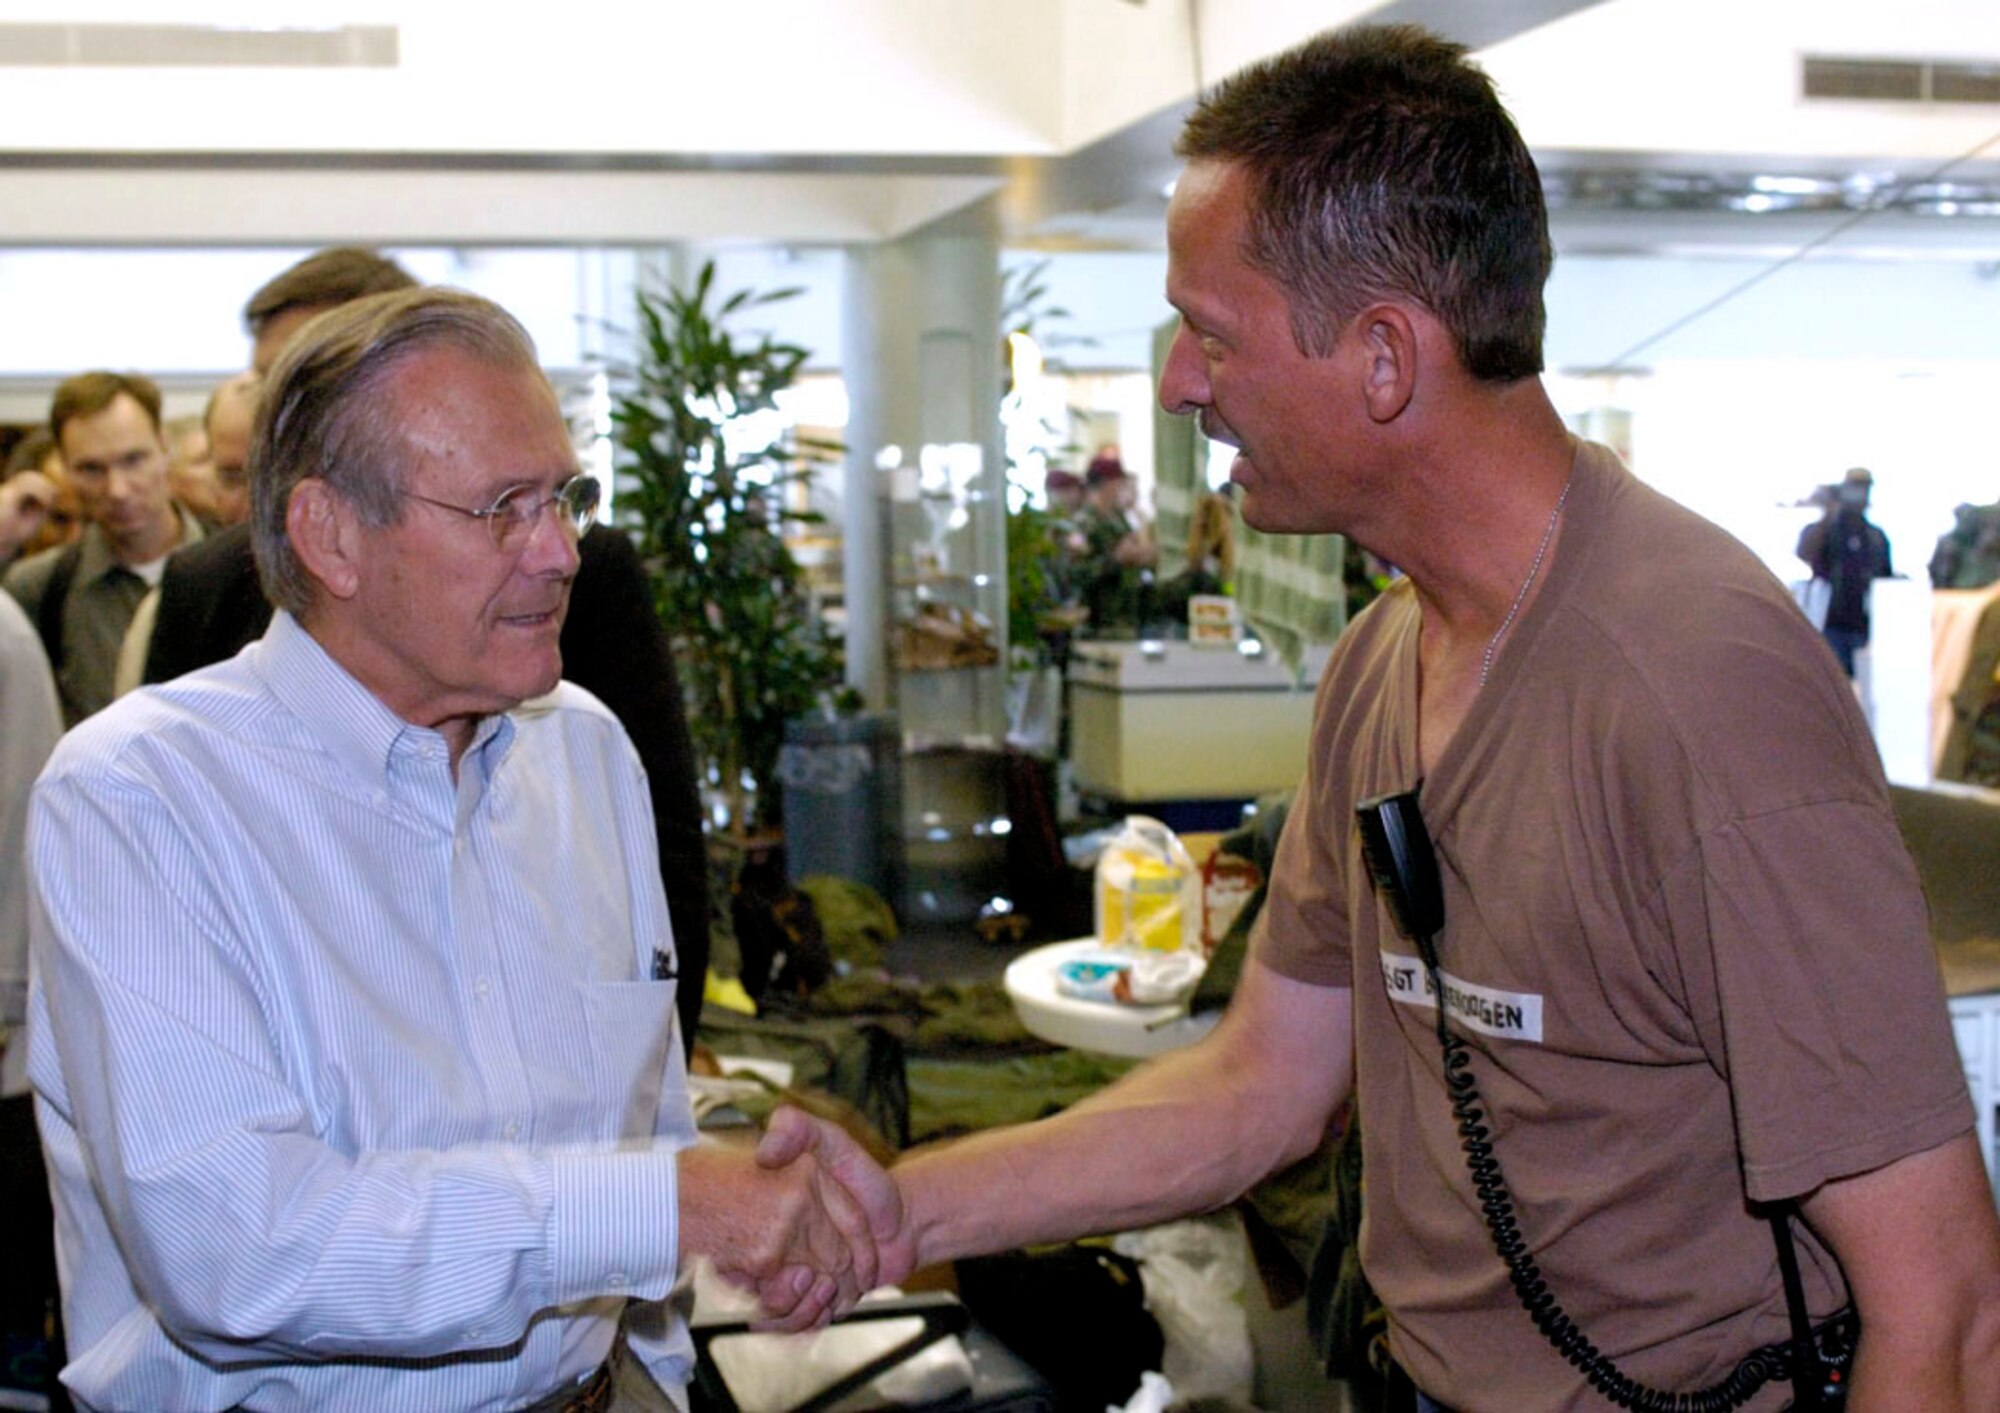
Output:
[{"xmin": 608, "ymin": 260, "xmax": 843, "ymax": 839}]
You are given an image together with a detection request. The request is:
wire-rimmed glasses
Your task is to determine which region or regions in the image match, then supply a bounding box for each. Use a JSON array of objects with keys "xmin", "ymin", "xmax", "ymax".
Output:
[{"xmin": 399, "ymin": 473, "xmax": 601, "ymax": 551}]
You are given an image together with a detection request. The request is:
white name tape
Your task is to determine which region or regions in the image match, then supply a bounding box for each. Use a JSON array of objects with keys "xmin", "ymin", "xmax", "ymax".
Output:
[{"xmin": 1380, "ymin": 952, "xmax": 1544, "ymax": 1044}]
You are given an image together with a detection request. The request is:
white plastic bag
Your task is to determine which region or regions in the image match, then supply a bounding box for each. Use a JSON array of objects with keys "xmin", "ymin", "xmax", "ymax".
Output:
[
  {"xmin": 691, "ymin": 1261, "xmax": 973, "ymax": 1412},
  {"xmin": 1109, "ymin": 1370, "xmax": 1177, "ymax": 1413},
  {"xmin": 1111, "ymin": 1217, "xmax": 1254, "ymax": 1401},
  {"xmin": 1094, "ymin": 815, "xmax": 1200, "ymax": 953}
]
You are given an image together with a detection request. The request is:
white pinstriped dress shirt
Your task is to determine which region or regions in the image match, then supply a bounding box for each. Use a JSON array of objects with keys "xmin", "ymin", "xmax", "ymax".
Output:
[{"xmin": 26, "ymin": 610, "xmax": 694, "ymax": 1412}]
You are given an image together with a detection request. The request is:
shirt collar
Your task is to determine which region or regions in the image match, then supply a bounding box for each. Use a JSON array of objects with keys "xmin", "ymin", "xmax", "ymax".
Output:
[
  {"xmin": 70, "ymin": 523, "xmax": 123, "ymax": 586},
  {"xmin": 74, "ymin": 504, "xmax": 208, "ymax": 588},
  {"xmin": 251, "ymin": 610, "xmax": 516, "ymax": 795}
]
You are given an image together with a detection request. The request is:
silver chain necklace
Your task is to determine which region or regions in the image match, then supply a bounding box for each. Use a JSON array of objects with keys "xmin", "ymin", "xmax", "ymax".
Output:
[{"xmin": 1478, "ymin": 475, "xmax": 1573, "ymax": 688}]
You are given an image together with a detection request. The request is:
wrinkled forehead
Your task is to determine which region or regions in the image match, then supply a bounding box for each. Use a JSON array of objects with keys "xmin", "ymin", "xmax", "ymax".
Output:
[{"xmin": 376, "ymin": 347, "xmax": 572, "ymax": 483}]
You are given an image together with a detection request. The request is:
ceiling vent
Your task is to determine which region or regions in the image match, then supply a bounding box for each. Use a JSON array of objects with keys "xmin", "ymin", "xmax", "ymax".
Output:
[
  {"xmin": 1804, "ymin": 54, "xmax": 2000, "ymax": 105},
  {"xmin": 0, "ymin": 23, "xmax": 396, "ymax": 68},
  {"xmin": 1542, "ymin": 166, "xmax": 2000, "ymax": 219}
]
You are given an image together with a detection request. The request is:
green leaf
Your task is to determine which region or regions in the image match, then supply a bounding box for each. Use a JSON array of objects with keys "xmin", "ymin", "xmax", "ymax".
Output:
[{"xmin": 607, "ymin": 263, "xmax": 843, "ymax": 836}]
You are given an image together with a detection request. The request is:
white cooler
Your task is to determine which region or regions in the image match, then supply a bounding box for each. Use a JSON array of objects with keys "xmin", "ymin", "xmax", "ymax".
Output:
[{"xmin": 1068, "ymin": 641, "xmax": 1327, "ymax": 802}]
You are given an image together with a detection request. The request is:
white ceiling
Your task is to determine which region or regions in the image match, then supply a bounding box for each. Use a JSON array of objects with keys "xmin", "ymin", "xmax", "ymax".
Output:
[
  {"xmin": 1489, "ymin": 0, "xmax": 2000, "ymax": 160},
  {"xmin": 1, "ymin": 0, "xmax": 1997, "ymax": 255}
]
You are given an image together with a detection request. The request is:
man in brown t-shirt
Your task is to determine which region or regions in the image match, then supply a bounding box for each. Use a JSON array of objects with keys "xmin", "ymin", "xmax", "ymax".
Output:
[{"xmin": 762, "ymin": 25, "xmax": 2000, "ymax": 1409}]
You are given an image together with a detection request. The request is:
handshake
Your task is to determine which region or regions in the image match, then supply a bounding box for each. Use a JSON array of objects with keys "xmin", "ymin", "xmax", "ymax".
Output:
[{"xmin": 700, "ymin": 1106, "xmax": 919, "ymax": 1333}]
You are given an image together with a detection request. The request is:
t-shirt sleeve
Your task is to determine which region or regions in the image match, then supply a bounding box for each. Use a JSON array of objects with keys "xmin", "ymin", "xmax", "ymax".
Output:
[
  {"xmin": 1251, "ymin": 677, "xmax": 1354, "ymax": 989},
  {"xmin": 1653, "ymin": 797, "xmax": 1973, "ymax": 1201}
]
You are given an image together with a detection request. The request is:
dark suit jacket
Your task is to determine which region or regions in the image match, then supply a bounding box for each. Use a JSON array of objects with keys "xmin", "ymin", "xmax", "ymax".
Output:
[{"xmin": 144, "ymin": 522, "xmax": 712, "ymax": 1050}]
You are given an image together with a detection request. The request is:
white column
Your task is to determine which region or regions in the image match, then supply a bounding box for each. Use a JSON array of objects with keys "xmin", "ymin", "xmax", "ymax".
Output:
[{"xmin": 1865, "ymin": 575, "xmax": 1934, "ymax": 786}]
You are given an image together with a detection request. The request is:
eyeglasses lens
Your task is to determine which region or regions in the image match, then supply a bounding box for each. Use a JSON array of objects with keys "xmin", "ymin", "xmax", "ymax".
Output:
[
  {"xmin": 560, "ymin": 476, "xmax": 602, "ymax": 533},
  {"xmin": 490, "ymin": 475, "xmax": 601, "ymax": 550}
]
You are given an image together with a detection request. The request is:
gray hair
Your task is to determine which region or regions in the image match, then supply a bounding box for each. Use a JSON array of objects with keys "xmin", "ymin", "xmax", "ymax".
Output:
[{"xmin": 249, "ymin": 286, "xmax": 543, "ymax": 615}]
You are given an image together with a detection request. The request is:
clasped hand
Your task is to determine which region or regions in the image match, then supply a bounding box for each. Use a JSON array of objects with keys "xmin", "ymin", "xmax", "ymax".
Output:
[{"xmin": 709, "ymin": 1106, "xmax": 912, "ymax": 1333}]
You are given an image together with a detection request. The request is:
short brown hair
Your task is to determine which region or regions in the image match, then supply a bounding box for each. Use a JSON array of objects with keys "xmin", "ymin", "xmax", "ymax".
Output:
[
  {"xmin": 242, "ymin": 247, "xmax": 418, "ymax": 337},
  {"xmin": 251, "ymin": 287, "xmax": 544, "ymax": 615},
  {"xmin": 1176, "ymin": 24, "xmax": 1551, "ymax": 382},
  {"xmin": 49, "ymin": 371, "xmax": 165, "ymax": 445}
]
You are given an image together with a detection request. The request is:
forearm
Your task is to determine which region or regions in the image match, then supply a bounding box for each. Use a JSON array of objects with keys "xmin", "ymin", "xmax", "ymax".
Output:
[
  {"xmin": 62, "ymin": 1077, "xmax": 678, "ymax": 1360},
  {"xmin": 1846, "ymin": 1302, "xmax": 2000, "ymax": 1411},
  {"xmin": 898, "ymin": 968, "xmax": 1352, "ymax": 1268},
  {"xmin": 896, "ymin": 1052, "xmax": 1273, "ymax": 1266},
  {"xmin": 1843, "ymin": 1204, "xmax": 2000, "ymax": 1413},
  {"xmin": 1802, "ymin": 1132, "xmax": 2000, "ymax": 1412}
]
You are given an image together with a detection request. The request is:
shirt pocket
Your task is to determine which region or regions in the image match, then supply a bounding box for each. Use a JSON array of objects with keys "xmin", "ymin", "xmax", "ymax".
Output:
[{"xmin": 581, "ymin": 978, "xmax": 684, "ymax": 1140}]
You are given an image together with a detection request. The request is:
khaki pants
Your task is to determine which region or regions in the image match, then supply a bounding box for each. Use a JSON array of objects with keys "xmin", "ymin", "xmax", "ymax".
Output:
[{"xmin": 609, "ymin": 1344, "xmax": 679, "ymax": 1413}]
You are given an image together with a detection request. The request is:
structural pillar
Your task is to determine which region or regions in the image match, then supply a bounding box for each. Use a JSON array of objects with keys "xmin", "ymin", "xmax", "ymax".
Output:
[{"xmin": 839, "ymin": 201, "xmax": 1006, "ymax": 729}]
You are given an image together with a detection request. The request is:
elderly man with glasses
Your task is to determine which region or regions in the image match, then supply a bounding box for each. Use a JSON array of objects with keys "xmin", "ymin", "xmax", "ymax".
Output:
[{"xmin": 24, "ymin": 288, "xmax": 894, "ymax": 1413}]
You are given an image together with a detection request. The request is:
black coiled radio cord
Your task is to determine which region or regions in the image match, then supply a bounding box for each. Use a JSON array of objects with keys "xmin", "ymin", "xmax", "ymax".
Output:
[{"xmin": 1412, "ymin": 936, "xmax": 1794, "ymax": 1413}]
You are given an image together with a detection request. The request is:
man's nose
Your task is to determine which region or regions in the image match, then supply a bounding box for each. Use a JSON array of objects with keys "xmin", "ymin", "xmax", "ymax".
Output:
[
  {"xmin": 519, "ymin": 500, "xmax": 583, "ymax": 577},
  {"xmin": 1157, "ymin": 320, "xmax": 1209, "ymax": 416}
]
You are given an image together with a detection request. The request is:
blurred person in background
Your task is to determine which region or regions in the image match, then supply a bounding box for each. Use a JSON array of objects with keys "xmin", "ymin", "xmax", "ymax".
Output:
[
  {"xmin": 113, "ymin": 372, "xmax": 262, "ymax": 695},
  {"xmin": 1, "ymin": 430, "xmax": 81, "ymax": 569},
  {"xmin": 1077, "ymin": 447, "xmax": 1157, "ymax": 635},
  {"xmin": 245, "ymin": 245, "xmax": 419, "ymax": 376},
  {"xmin": 3, "ymin": 373, "xmax": 206, "ymax": 725},
  {"xmin": 200, "ymin": 371, "xmax": 258, "ymax": 529},
  {"xmin": 0, "ymin": 588, "xmax": 65, "ymax": 1410},
  {"xmin": 1796, "ymin": 466, "xmax": 1894, "ymax": 677},
  {"xmin": 1931, "ymin": 499, "xmax": 2000, "ymax": 591},
  {"xmin": 1153, "ymin": 486, "xmax": 1238, "ymax": 634},
  {"xmin": 164, "ymin": 412, "xmax": 222, "ymax": 524}
]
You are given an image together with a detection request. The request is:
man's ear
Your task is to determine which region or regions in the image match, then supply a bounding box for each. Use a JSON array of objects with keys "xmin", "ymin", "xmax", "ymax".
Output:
[
  {"xmin": 1356, "ymin": 304, "xmax": 1419, "ymax": 425},
  {"xmin": 285, "ymin": 478, "xmax": 362, "ymax": 601}
]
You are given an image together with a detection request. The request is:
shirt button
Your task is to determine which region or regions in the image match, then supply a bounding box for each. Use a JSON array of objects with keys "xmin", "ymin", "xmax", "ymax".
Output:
[
  {"xmin": 474, "ymin": 977, "xmax": 493, "ymax": 999},
  {"xmin": 606, "ymin": 1272, "xmax": 628, "ymax": 1291},
  {"xmin": 467, "ymin": 1326, "xmax": 485, "ymax": 1341},
  {"xmin": 503, "ymin": 1120, "xmax": 522, "ymax": 1141}
]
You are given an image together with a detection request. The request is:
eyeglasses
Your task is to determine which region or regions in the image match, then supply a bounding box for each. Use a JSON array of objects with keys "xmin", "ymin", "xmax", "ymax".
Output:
[{"xmin": 399, "ymin": 473, "xmax": 601, "ymax": 551}]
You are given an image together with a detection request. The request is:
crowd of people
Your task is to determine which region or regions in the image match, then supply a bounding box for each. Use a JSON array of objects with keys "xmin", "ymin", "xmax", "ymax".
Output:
[
  {"xmin": 1027, "ymin": 446, "xmax": 1242, "ymax": 649},
  {"xmin": 2, "ymin": 20, "xmax": 1998, "ymax": 1413}
]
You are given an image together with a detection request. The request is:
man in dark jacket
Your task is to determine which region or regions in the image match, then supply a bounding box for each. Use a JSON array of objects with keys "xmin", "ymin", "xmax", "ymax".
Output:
[{"xmin": 1797, "ymin": 466, "xmax": 1895, "ymax": 676}]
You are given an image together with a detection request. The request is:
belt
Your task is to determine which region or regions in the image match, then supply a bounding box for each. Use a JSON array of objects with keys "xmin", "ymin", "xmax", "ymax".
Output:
[{"xmin": 518, "ymin": 1359, "xmax": 614, "ymax": 1413}]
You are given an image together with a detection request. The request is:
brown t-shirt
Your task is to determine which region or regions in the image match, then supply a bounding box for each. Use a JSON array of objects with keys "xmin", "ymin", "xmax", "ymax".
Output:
[{"xmin": 1255, "ymin": 441, "xmax": 1972, "ymax": 1411}]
